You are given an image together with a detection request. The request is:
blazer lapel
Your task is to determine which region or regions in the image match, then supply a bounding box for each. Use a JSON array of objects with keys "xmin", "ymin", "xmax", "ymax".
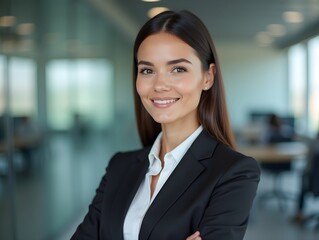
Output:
[
  {"xmin": 110, "ymin": 147, "xmax": 150, "ymax": 240},
  {"xmin": 139, "ymin": 130, "xmax": 218, "ymax": 240}
]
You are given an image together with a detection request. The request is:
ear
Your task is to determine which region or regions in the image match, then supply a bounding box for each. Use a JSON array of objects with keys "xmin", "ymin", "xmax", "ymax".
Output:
[{"xmin": 203, "ymin": 64, "xmax": 216, "ymax": 91}]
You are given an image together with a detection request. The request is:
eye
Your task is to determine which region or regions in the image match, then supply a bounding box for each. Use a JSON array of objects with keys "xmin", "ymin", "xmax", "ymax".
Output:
[
  {"xmin": 172, "ymin": 67, "xmax": 187, "ymax": 73},
  {"xmin": 139, "ymin": 68, "xmax": 153, "ymax": 75}
]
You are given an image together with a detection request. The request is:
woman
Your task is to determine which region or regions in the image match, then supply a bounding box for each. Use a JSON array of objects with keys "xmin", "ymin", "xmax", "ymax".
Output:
[{"xmin": 72, "ymin": 10, "xmax": 260, "ymax": 240}]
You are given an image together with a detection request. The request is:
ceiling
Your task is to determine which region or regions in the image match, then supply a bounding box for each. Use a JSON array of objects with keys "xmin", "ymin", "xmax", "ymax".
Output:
[
  {"xmin": 1, "ymin": 0, "xmax": 318, "ymax": 57},
  {"xmin": 103, "ymin": 0, "xmax": 319, "ymax": 48}
]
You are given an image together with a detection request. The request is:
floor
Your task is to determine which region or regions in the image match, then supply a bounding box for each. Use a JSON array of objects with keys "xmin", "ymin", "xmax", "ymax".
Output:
[
  {"xmin": 244, "ymin": 164, "xmax": 319, "ymax": 240},
  {"xmin": 0, "ymin": 132, "xmax": 115, "ymax": 240}
]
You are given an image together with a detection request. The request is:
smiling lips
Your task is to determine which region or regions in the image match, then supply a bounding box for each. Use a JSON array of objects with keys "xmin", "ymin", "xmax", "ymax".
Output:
[{"xmin": 151, "ymin": 98, "xmax": 179, "ymax": 107}]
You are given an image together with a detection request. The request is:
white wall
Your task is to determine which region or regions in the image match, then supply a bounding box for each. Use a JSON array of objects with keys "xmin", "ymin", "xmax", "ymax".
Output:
[{"xmin": 216, "ymin": 42, "xmax": 289, "ymax": 130}]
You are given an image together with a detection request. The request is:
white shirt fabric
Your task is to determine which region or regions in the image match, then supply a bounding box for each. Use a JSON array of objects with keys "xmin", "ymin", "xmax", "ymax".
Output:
[{"xmin": 123, "ymin": 126, "xmax": 203, "ymax": 240}]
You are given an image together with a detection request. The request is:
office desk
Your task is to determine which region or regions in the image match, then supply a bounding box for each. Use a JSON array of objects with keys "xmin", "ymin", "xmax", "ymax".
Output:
[
  {"xmin": 239, "ymin": 142, "xmax": 308, "ymax": 210},
  {"xmin": 0, "ymin": 137, "xmax": 42, "ymax": 173},
  {"xmin": 0, "ymin": 137, "xmax": 40, "ymax": 153},
  {"xmin": 238, "ymin": 142, "xmax": 308, "ymax": 163}
]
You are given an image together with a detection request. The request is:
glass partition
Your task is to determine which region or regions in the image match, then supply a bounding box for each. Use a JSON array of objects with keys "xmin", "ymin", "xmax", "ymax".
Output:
[
  {"xmin": 0, "ymin": 0, "xmax": 135, "ymax": 239},
  {"xmin": 0, "ymin": 55, "xmax": 16, "ymax": 240}
]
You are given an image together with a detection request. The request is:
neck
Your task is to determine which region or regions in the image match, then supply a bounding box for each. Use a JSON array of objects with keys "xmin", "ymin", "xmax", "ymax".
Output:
[{"xmin": 160, "ymin": 120, "xmax": 200, "ymax": 156}]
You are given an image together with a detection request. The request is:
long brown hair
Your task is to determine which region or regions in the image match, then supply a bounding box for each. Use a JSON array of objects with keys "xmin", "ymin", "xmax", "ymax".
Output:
[{"xmin": 133, "ymin": 10, "xmax": 236, "ymax": 149}]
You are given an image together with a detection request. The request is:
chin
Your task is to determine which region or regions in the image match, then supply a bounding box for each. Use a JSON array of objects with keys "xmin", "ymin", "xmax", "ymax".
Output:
[
  {"xmin": 153, "ymin": 119, "xmax": 172, "ymax": 124},
  {"xmin": 152, "ymin": 115, "xmax": 175, "ymax": 124}
]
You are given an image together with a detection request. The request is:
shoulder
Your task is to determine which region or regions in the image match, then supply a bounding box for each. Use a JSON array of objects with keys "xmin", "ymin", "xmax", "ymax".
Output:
[
  {"xmin": 215, "ymin": 143, "xmax": 255, "ymax": 163},
  {"xmin": 193, "ymin": 130, "xmax": 260, "ymax": 172},
  {"xmin": 193, "ymin": 130, "xmax": 260, "ymax": 179},
  {"xmin": 213, "ymin": 143, "xmax": 261, "ymax": 181},
  {"xmin": 107, "ymin": 147, "xmax": 151, "ymax": 168},
  {"xmin": 101, "ymin": 147, "xmax": 150, "ymax": 184}
]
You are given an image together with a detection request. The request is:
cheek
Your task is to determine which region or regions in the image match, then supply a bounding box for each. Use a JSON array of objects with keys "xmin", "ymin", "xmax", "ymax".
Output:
[
  {"xmin": 136, "ymin": 78, "xmax": 149, "ymax": 97},
  {"xmin": 136, "ymin": 78, "xmax": 143, "ymax": 95},
  {"xmin": 175, "ymin": 76, "xmax": 203, "ymax": 93}
]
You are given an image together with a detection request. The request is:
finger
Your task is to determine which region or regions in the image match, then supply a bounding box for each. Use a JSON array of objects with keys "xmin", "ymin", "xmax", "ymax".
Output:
[{"xmin": 186, "ymin": 231, "xmax": 201, "ymax": 240}]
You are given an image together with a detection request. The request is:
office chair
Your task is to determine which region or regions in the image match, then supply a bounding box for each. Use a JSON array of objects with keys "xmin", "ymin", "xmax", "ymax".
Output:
[
  {"xmin": 258, "ymin": 136, "xmax": 296, "ymax": 211},
  {"xmin": 259, "ymin": 161, "xmax": 295, "ymax": 211}
]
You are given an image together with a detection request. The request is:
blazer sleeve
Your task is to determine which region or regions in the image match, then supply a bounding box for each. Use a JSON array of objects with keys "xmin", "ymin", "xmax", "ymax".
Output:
[
  {"xmin": 199, "ymin": 156, "xmax": 260, "ymax": 240},
  {"xmin": 70, "ymin": 152, "xmax": 121, "ymax": 240}
]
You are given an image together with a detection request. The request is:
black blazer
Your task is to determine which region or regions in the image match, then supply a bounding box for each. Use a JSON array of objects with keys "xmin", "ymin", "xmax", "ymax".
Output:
[{"xmin": 72, "ymin": 130, "xmax": 260, "ymax": 240}]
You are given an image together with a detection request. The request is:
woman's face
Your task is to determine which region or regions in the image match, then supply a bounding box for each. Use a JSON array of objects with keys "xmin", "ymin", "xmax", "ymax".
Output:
[{"xmin": 136, "ymin": 32, "xmax": 214, "ymax": 127}]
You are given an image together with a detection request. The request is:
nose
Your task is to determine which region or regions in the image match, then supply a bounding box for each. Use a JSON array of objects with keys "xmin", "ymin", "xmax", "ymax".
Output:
[{"xmin": 154, "ymin": 73, "xmax": 170, "ymax": 92}]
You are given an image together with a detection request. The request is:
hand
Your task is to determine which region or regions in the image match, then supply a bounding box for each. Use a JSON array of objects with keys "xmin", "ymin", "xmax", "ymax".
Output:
[{"xmin": 186, "ymin": 231, "xmax": 202, "ymax": 240}]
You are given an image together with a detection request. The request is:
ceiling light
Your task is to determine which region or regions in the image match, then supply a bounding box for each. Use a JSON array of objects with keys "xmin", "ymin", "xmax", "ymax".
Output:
[
  {"xmin": 16, "ymin": 23, "xmax": 35, "ymax": 35},
  {"xmin": 256, "ymin": 32, "xmax": 273, "ymax": 46},
  {"xmin": 267, "ymin": 24, "xmax": 286, "ymax": 37},
  {"xmin": 283, "ymin": 11, "xmax": 304, "ymax": 23},
  {"xmin": 142, "ymin": 0, "xmax": 161, "ymax": 2},
  {"xmin": 147, "ymin": 7, "xmax": 169, "ymax": 18},
  {"xmin": 0, "ymin": 16, "xmax": 16, "ymax": 27}
]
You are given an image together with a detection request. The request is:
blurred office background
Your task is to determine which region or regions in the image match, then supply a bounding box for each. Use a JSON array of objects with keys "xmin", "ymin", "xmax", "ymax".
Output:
[{"xmin": 0, "ymin": 0, "xmax": 318, "ymax": 239}]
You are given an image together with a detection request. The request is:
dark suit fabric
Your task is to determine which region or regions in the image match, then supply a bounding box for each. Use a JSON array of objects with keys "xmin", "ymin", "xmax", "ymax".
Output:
[{"xmin": 71, "ymin": 130, "xmax": 260, "ymax": 240}]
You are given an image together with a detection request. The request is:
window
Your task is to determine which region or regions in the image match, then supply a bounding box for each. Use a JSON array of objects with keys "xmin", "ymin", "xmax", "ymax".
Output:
[
  {"xmin": 0, "ymin": 56, "xmax": 37, "ymax": 116},
  {"xmin": 46, "ymin": 59, "xmax": 114, "ymax": 130},
  {"xmin": 308, "ymin": 36, "xmax": 319, "ymax": 135},
  {"xmin": 288, "ymin": 44, "xmax": 307, "ymax": 134},
  {"xmin": 0, "ymin": 55, "xmax": 5, "ymax": 114},
  {"xmin": 9, "ymin": 57, "xmax": 37, "ymax": 116}
]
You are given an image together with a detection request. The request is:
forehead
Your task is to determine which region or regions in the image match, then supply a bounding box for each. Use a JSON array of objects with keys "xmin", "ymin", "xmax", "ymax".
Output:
[{"xmin": 137, "ymin": 32, "xmax": 198, "ymax": 60}]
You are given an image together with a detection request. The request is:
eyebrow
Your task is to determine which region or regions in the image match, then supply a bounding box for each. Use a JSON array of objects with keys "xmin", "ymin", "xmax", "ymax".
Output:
[{"xmin": 137, "ymin": 58, "xmax": 192, "ymax": 66}]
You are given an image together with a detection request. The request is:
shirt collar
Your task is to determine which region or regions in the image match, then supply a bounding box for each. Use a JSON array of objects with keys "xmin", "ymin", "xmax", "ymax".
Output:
[{"xmin": 148, "ymin": 125, "xmax": 203, "ymax": 166}]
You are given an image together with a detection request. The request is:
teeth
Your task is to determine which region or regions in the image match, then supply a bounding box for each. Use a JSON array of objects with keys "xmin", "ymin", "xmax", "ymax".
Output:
[{"xmin": 153, "ymin": 99, "xmax": 178, "ymax": 104}]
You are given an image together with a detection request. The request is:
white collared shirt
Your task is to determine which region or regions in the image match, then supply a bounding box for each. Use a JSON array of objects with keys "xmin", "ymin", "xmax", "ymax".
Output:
[{"xmin": 123, "ymin": 126, "xmax": 203, "ymax": 240}]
